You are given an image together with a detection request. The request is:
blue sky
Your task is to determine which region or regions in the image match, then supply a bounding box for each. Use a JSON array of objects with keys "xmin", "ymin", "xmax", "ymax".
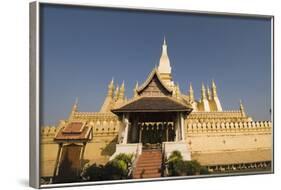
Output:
[{"xmin": 40, "ymin": 4, "xmax": 272, "ymax": 126}]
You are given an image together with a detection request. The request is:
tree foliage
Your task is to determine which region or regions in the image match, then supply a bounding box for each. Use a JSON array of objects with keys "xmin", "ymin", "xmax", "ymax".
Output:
[
  {"xmin": 82, "ymin": 153, "xmax": 133, "ymax": 181},
  {"xmin": 167, "ymin": 151, "xmax": 209, "ymax": 176}
]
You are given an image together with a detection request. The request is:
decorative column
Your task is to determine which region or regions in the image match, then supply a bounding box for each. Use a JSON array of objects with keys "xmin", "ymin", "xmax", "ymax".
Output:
[
  {"xmin": 180, "ymin": 113, "xmax": 185, "ymax": 141},
  {"xmin": 166, "ymin": 123, "xmax": 169, "ymax": 142},
  {"xmin": 131, "ymin": 119, "xmax": 138, "ymax": 143},
  {"xmin": 122, "ymin": 114, "xmax": 130, "ymax": 144},
  {"xmin": 174, "ymin": 114, "xmax": 180, "ymax": 142},
  {"xmin": 139, "ymin": 125, "xmax": 143, "ymax": 143}
]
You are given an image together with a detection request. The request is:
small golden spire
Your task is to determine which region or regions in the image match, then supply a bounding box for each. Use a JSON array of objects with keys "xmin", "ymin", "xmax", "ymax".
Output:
[
  {"xmin": 119, "ymin": 81, "xmax": 125, "ymax": 100},
  {"xmin": 107, "ymin": 78, "xmax": 114, "ymax": 97},
  {"xmin": 69, "ymin": 98, "xmax": 78, "ymax": 120},
  {"xmin": 201, "ymin": 82, "xmax": 207, "ymax": 100},
  {"xmin": 114, "ymin": 85, "xmax": 119, "ymax": 101},
  {"xmin": 207, "ymin": 85, "xmax": 212, "ymax": 100},
  {"xmin": 189, "ymin": 82, "xmax": 194, "ymax": 101},
  {"xmin": 240, "ymin": 99, "xmax": 246, "ymax": 117},
  {"xmin": 211, "ymin": 80, "xmax": 218, "ymax": 97}
]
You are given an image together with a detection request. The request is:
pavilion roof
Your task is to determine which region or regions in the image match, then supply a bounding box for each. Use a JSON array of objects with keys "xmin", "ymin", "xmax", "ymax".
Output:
[
  {"xmin": 111, "ymin": 96, "xmax": 192, "ymax": 114},
  {"xmin": 136, "ymin": 68, "xmax": 173, "ymax": 95},
  {"xmin": 54, "ymin": 122, "xmax": 92, "ymax": 142}
]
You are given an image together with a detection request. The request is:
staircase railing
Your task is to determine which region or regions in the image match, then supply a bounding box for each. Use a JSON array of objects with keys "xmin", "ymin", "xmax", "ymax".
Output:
[{"xmin": 129, "ymin": 143, "xmax": 142, "ymax": 178}]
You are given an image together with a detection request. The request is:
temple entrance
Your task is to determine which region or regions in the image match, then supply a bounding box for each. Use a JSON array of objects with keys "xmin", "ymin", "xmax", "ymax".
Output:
[
  {"xmin": 111, "ymin": 97, "xmax": 192, "ymax": 151},
  {"xmin": 137, "ymin": 122, "xmax": 176, "ymax": 149}
]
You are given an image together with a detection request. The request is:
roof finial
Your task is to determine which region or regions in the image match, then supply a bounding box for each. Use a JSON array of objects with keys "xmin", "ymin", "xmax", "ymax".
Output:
[
  {"xmin": 75, "ymin": 97, "xmax": 78, "ymax": 106},
  {"xmin": 211, "ymin": 79, "xmax": 218, "ymax": 97},
  {"xmin": 134, "ymin": 81, "xmax": 139, "ymax": 98},
  {"xmin": 239, "ymin": 99, "xmax": 246, "ymax": 117},
  {"xmin": 163, "ymin": 35, "xmax": 166, "ymax": 45},
  {"xmin": 189, "ymin": 82, "xmax": 194, "ymax": 102},
  {"xmin": 207, "ymin": 85, "xmax": 212, "ymax": 100},
  {"xmin": 69, "ymin": 97, "xmax": 78, "ymax": 120},
  {"xmin": 201, "ymin": 82, "xmax": 207, "ymax": 100}
]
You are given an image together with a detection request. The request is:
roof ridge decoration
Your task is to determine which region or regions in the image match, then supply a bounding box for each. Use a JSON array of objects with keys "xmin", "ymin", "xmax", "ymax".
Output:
[
  {"xmin": 111, "ymin": 96, "xmax": 193, "ymax": 114},
  {"xmin": 136, "ymin": 68, "xmax": 173, "ymax": 95}
]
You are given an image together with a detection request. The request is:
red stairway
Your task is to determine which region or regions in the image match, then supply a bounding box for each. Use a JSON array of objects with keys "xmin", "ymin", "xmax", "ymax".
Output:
[{"xmin": 133, "ymin": 149, "xmax": 163, "ymax": 179}]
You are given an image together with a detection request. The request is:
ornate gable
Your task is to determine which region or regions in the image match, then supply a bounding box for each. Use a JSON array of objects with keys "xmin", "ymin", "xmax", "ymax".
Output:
[{"xmin": 137, "ymin": 68, "xmax": 173, "ymax": 97}]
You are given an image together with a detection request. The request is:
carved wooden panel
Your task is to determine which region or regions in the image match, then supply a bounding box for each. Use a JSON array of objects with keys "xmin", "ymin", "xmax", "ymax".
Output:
[{"xmin": 139, "ymin": 75, "xmax": 171, "ymax": 97}]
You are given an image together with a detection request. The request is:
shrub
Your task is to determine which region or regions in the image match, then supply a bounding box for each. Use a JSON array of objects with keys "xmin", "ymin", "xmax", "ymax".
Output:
[
  {"xmin": 167, "ymin": 151, "xmax": 185, "ymax": 176},
  {"xmin": 168, "ymin": 159, "xmax": 186, "ymax": 176},
  {"xmin": 168, "ymin": 150, "xmax": 183, "ymax": 162},
  {"xmin": 185, "ymin": 160, "xmax": 201, "ymax": 175},
  {"xmin": 82, "ymin": 153, "xmax": 133, "ymax": 181},
  {"xmin": 199, "ymin": 166, "xmax": 209, "ymax": 175},
  {"xmin": 114, "ymin": 153, "xmax": 133, "ymax": 168},
  {"xmin": 167, "ymin": 151, "xmax": 208, "ymax": 176},
  {"xmin": 82, "ymin": 164, "xmax": 105, "ymax": 181},
  {"xmin": 104, "ymin": 159, "xmax": 127, "ymax": 180}
]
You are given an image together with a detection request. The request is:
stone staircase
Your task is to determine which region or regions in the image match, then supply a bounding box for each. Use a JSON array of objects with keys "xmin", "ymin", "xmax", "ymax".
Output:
[{"xmin": 132, "ymin": 149, "xmax": 162, "ymax": 179}]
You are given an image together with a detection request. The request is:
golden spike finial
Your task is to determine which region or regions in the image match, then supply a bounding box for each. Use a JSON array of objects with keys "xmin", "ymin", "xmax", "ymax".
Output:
[
  {"xmin": 108, "ymin": 78, "xmax": 114, "ymax": 97},
  {"xmin": 163, "ymin": 35, "xmax": 166, "ymax": 45},
  {"xmin": 201, "ymin": 82, "xmax": 207, "ymax": 100},
  {"xmin": 69, "ymin": 97, "xmax": 78, "ymax": 120},
  {"xmin": 121, "ymin": 80, "xmax": 125, "ymax": 89},
  {"xmin": 211, "ymin": 79, "xmax": 218, "ymax": 97},
  {"xmin": 75, "ymin": 97, "xmax": 78, "ymax": 106},
  {"xmin": 134, "ymin": 81, "xmax": 139, "ymax": 98},
  {"xmin": 189, "ymin": 82, "xmax": 194, "ymax": 101},
  {"xmin": 207, "ymin": 85, "xmax": 212, "ymax": 100},
  {"xmin": 239, "ymin": 99, "xmax": 246, "ymax": 117},
  {"xmin": 119, "ymin": 81, "xmax": 125, "ymax": 100}
]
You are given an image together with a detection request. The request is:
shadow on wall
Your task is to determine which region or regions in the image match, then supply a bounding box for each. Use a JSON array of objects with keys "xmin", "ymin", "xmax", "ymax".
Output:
[{"xmin": 101, "ymin": 137, "xmax": 118, "ymax": 157}]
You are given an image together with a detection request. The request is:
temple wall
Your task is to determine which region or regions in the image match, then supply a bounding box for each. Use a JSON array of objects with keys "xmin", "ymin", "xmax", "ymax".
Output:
[
  {"xmin": 185, "ymin": 121, "xmax": 272, "ymax": 152},
  {"xmin": 40, "ymin": 116, "xmax": 272, "ymax": 177},
  {"xmin": 40, "ymin": 126, "xmax": 59, "ymax": 177},
  {"xmin": 83, "ymin": 131, "xmax": 119, "ymax": 165}
]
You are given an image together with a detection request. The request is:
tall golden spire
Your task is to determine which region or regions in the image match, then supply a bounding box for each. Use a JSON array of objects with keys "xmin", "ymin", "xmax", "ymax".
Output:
[
  {"xmin": 189, "ymin": 82, "xmax": 194, "ymax": 102},
  {"xmin": 158, "ymin": 36, "xmax": 171, "ymax": 74}
]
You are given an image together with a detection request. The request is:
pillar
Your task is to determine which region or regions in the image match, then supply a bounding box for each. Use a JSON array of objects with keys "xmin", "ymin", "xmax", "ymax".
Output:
[
  {"xmin": 131, "ymin": 123, "xmax": 138, "ymax": 143},
  {"xmin": 79, "ymin": 143, "xmax": 86, "ymax": 174},
  {"xmin": 53, "ymin": 143, "xmax": 63, "ymax": 179},
  {"xmin": 166, "ymin": 123, "xmax": 169, "ymax": 142},
  {"xmin": 180, "ymin": 113, "xmax": 185, "ymax": 141},
  {"xmin": 122, "ymin": 114, "xmax": 129, "ymax": 144},
  {"xmin": 139, "ymin": 125, "xmax": 143, "ymax": 143},
  {"xmin": 175, "ymin": 114, "xmax": 180, "ymax": 141}
]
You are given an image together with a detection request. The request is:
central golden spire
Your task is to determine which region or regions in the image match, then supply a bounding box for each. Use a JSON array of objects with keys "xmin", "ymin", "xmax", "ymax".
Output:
[
  {"xmin": 158, "ymin": 36, "xmax": 171, "ymax": 74},
  {"xmin": 157, "ymin": 36, "xmax": 173, "ymax": 87}
]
